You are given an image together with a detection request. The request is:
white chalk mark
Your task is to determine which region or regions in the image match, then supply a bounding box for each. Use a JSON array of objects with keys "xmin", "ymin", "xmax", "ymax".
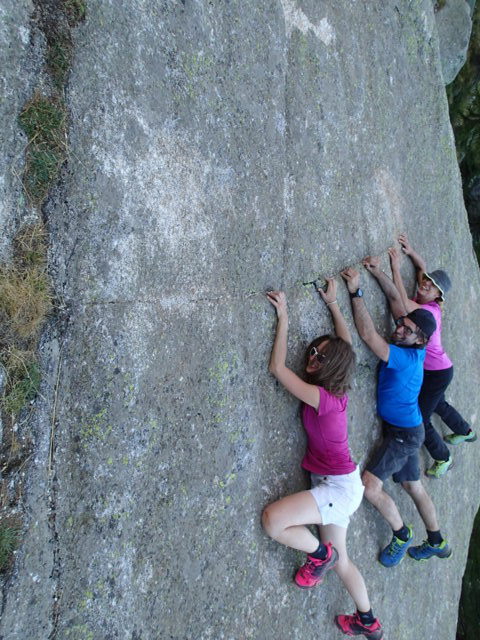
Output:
[{"xmin": 280, "ymin": 0, "xmax": 335, "ymax": 46}]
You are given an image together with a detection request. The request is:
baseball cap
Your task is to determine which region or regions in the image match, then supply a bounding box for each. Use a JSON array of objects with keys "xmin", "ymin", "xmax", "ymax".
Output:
[{"xmin": 407, "ymin": 308, "xmax": 437, "ymax": 338}]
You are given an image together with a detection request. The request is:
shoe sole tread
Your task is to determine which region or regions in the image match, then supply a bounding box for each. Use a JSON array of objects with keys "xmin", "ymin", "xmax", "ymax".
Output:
[{"xmin": 444, "ymin": 434, "xmax": 477, "ymax": 445}]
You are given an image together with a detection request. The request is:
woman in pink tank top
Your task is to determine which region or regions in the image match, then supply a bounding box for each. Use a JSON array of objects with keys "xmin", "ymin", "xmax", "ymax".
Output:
[
  {"xmin": 261, "ymin": 279, "xmax": 383, "ymax": 639},
  {"xmin": 388, "ymin": 234, "xmax": 476, "ymax": 479}
]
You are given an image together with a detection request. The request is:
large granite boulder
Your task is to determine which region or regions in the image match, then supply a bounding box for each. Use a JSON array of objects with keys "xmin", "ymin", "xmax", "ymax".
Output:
[
  {"xmin": 1, "ymin": 1, "xmax": 479, "ymax": 639},
  {"xmin": 435, "ymin": 0, "xmax": 473, "ymax": 84}
]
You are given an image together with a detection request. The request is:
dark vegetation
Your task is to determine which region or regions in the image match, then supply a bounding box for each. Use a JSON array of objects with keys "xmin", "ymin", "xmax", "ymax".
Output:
[
  {"xmin": 447, "ymin": 4, "xmax": 480, "ymax": 638},
  {"xmin": 457, "ymin": 510, "xmax": 480, "ymax": 640},
  {"xmin": 447, "ymin": 3, "xmax": 480, "ymax": 261},
  {"xmin": 0, "ymin": 0, "xmax": 86, "ymax": 575},
  {"xmin": 0, "ymin": 517, "xmax": 21, "ymax": 573}
]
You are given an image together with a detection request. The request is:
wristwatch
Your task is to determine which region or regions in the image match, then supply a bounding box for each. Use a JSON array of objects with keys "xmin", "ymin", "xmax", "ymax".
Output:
[{"xmin": 350, "ymin": 288, "xmax": 364, "ymax": 299}]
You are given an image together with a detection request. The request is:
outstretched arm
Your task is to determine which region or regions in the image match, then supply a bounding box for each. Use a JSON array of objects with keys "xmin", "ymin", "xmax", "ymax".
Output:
[
  {"xmin": 316, "ymin": 277, "xmax": 352, "ymax": 345},
  {"xmin": 398, "ymin": 233, "xmax": 427, "ymax": 287},
  {"xmin": 341, "ymin": 269, "xmax": 389, "ymax": 362},
  {"xmin": 362, "ymin": 255, "xmax": 407, "ymax": 318},
  {"xmin": 266, "ymin": 291, "xmax": 320, "ymax": 409},
  {"xmin": 388, "ymin": 247, "xmax": 419, "ymax": 313}
]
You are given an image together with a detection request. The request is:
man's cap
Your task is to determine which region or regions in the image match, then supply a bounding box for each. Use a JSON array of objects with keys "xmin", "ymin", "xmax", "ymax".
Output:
[
  {"xmin": 424, "ymin": 270, "xmax": 451, "ymax": 301},
  {"xmin": 407, "ymin": 308, "xmax": 437, "ymax": 338}
]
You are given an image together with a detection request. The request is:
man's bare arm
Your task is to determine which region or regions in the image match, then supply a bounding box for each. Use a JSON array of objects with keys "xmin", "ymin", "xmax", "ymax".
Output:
[
  {"xmin": 388, "ymin": 247, "xmax": 419, "ymax": 313},
  {"xmin": 341, "ymin": 268, "xmax": 390, "ymax": 362},
  {"xmin": 362, "ymin": 255, "xmax": 407, "ymax": 318}
]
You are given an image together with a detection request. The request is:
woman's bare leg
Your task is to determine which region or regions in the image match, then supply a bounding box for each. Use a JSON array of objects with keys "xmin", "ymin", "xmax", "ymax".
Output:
[
  {"xmin": 262, "ymin": 491, "xmax": 323, "ymax": 553},
  {"xmin": 319, "ymin": 523, "xmax": 371, "ymax": 612}
]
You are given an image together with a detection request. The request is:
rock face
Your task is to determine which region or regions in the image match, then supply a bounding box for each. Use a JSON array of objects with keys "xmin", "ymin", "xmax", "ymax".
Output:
[
  {"xmin": 435, "ymin": 0, "xmax": 473, "ymax": 84},
  {"xmin": 2, "ymin": 1, "xmax": 480, "ymax": 639},
  {"xmin": 0, "ymin": 0, "xmax": 39, "ymax": 259}
]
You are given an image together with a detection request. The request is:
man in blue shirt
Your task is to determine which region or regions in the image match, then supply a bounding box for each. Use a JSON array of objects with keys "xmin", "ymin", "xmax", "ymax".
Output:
[{"xmin": 342, "ymin": 268, "xmax": 452, "ymax": 567}]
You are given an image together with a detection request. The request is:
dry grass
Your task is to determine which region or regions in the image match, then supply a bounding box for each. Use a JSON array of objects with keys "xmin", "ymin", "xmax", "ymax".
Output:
[
  {"xmin": 0, "ymin": 268, "xmax": 51, "ymax": 340},
  {"xmin": 0, "ymin": 224, "xmax": 52, "ymax": 419},
  {"xmin": 13, "ymin": 223, "xmax": 49, "ymax": 269},
  {"xmin": 0, "ymin": 224, "xmax": 52, "ymax": 343}
]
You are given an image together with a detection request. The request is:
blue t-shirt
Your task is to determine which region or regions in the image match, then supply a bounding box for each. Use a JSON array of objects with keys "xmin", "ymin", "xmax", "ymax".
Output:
[{"xmin": 377, "ymin": 344, "xmax": 425, "ymax": 427}]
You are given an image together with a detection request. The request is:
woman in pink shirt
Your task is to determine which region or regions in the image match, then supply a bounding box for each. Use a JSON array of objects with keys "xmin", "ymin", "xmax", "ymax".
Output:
[
  {"xmin": 262, "ymin": 279, "xmax": 383, "ymax": 640},
  {"xmin": 389, "ymin": 234, "xmax": 476, "ymax": 479}
]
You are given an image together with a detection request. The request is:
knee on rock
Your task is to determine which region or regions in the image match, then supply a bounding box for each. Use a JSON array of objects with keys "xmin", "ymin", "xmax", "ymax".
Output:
[{"xmin": 262, "ymin": 505, "xmax": 281, "ymax": 539}]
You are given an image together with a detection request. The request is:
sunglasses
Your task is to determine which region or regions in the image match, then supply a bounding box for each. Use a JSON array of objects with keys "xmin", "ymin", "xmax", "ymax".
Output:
[
  {"xmin": 394, "ymin": 316, "xmax": 417, "ymax": 337},
  {"xmin": 310, "ymin": 346, "xmax": 327, "ymax": 362}
]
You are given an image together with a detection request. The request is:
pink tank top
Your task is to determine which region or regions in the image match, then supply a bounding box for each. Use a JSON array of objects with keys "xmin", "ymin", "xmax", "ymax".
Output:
[{"xmin": 417, "ymin": 300, "xmax": 452, "ymax": 371}]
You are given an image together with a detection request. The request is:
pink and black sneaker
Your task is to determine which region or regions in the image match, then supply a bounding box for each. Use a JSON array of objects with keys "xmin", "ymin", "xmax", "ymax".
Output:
[
  {"xmin": 294, "ymin": 542, "xmax": 338, "ymax": 589},
  {"xmin": 335, "ymin": 612, "xmax": 383, "ymax": 639}
]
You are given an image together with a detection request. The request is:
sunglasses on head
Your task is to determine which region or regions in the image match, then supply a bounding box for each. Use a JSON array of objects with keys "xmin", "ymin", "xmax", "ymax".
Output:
[
  {"xmin": 394, "ymin": 316, "xmax": 417, "ymax": 336},
  {"xmin": 310, "ymin": 346, "xmax": 327, "ymax": 362}
]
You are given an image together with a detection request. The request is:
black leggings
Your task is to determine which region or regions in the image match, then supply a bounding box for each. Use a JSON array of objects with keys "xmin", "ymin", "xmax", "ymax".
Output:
[{"xmin": 419, "ymin": 366, "xmax": 470, "ymax": 462}]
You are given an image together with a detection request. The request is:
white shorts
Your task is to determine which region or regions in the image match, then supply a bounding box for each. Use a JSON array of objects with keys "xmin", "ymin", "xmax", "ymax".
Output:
[{"xmin": 309, "ymin": 466, "xmax": 364, "ymax": 529}]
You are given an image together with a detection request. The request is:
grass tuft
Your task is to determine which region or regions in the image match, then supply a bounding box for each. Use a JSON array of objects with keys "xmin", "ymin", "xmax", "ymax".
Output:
[
  {"xmin": 0, "ymin": 521, "xmax": 20, "ymax": 572},
  {"xmin": 64, "ymin": 0, "xmax": 87, "ymax": 26},
  {"xmin": 47, "ymin": 32, "xmax": 73, "ymax": 89},
  {"xmin": 18, "ymin": 94, "xmax": 67, "ymax": 205},
  {"xmin": 18, "ymin": 95, "xmax": 65, "ymax": 143},
  {"xmin": 13, "ymin": 222, "xmax": 49, "ymax": 270},
  {"xmin": 2, "ymin": 361, "xmax": 41, "ymax": 417}
]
